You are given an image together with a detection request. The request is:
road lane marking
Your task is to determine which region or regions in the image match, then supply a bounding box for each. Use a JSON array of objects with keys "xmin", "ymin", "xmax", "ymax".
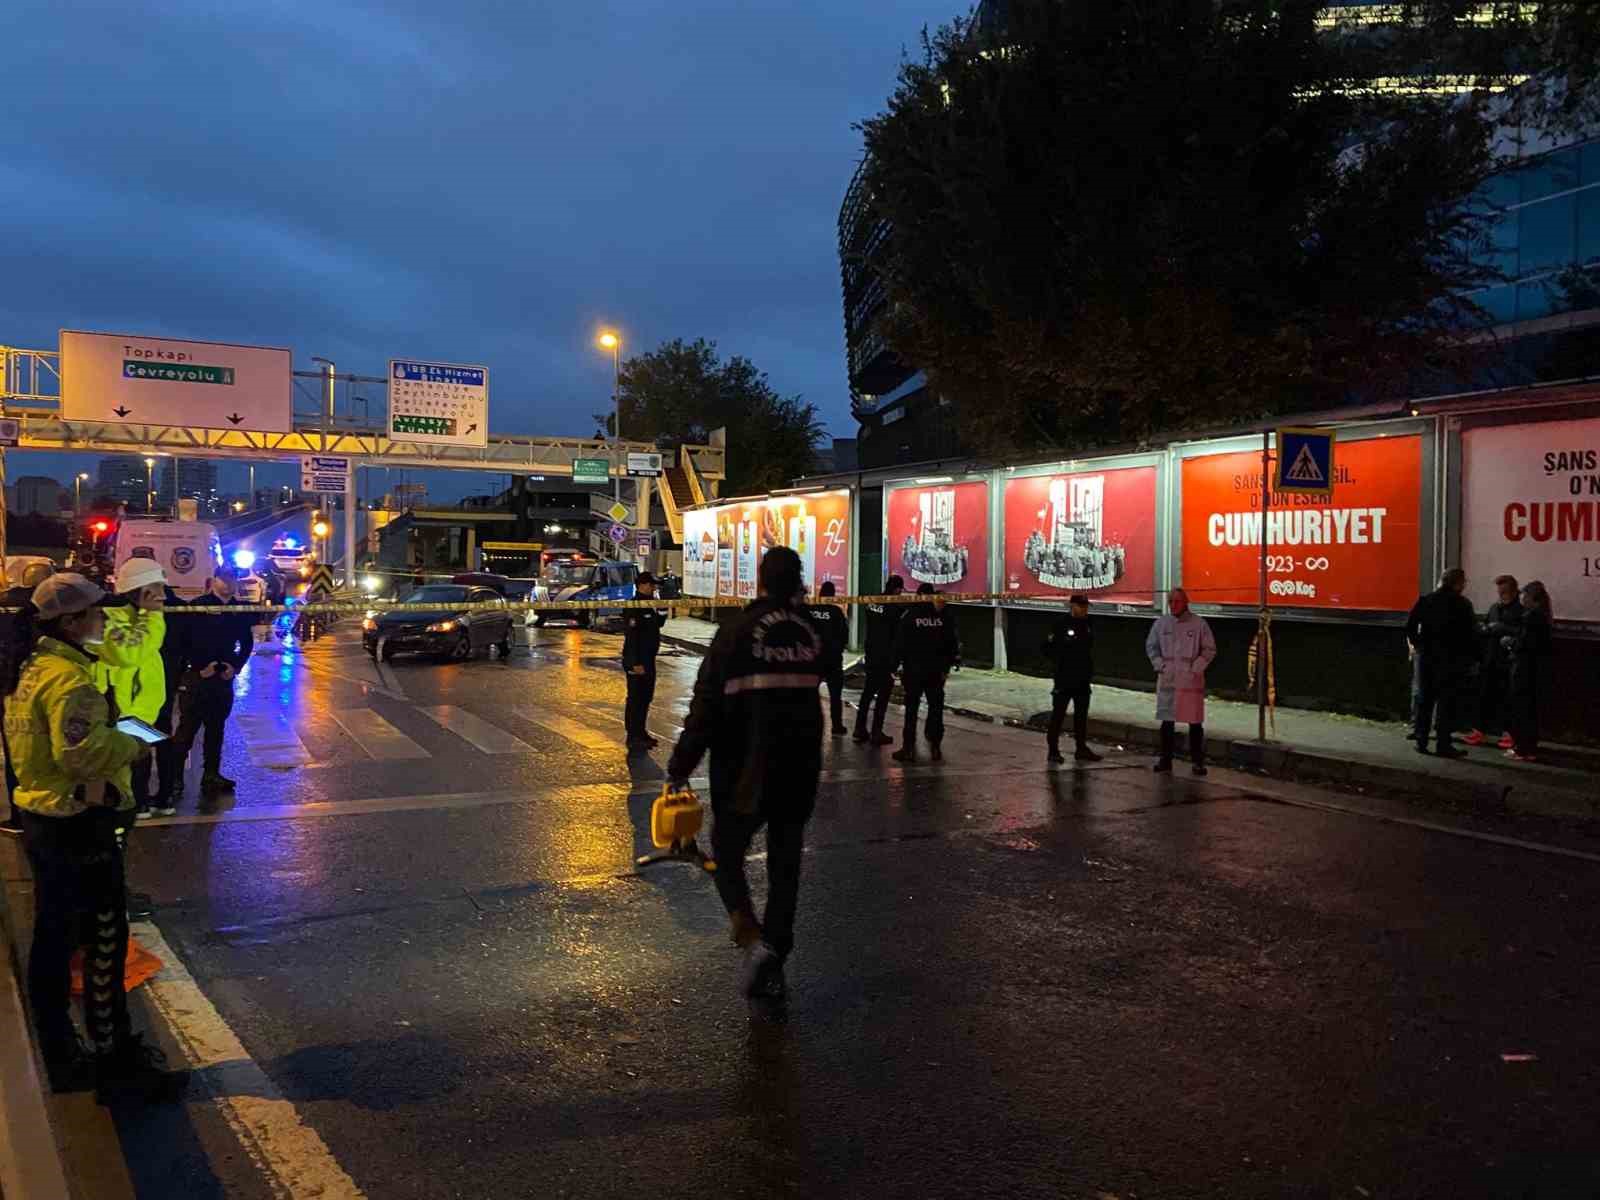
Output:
[
  {"xmin": 584, "ymin": 701, "xmax": 684, "ymax": 740},
  {"xmin": 511, "ymin": 707, "xmax": 621, "ymax": 751},
  {"xmin": 328, "ymin": 709, "xmax": 431, "ymax": 760},
  {"xmin": 132, "ymin": 920, "xmax": 367, "ymax": 1200},
  {"xmin": 234, "ymin": 711, "xmax": 315, "ymax": 769},
  {"xmin": 418, "ymin": 705, "xmax": 535, "ymax": 755},
  {"xmin": 141, "ymin": 784, "xmax": 683, "ymax": 825}
]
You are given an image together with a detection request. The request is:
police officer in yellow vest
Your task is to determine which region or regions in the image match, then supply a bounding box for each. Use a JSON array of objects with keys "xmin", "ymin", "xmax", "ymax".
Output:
[
  {"xmin": 96, "ymin": 557, "xmax": 175, "ymax": 817},
  {"xmin": 3, "ymin": 573, "xmax": 188, "ymax": 1101}
]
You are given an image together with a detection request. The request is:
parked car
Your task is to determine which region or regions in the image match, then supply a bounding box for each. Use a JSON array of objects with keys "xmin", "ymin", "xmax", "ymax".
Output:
[
  {"xmin": 527, "ymin": 560, "xmax": 638, "ymax": 629},
  {"xmin": 363, "ymin": 584, "xmax": 513, "ymax": 662}
]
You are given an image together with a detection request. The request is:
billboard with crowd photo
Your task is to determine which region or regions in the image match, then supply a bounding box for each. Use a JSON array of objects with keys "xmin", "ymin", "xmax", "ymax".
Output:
[
  {"xmin": 1179, "ymin": 433, "xmax": 1424, "ymax": 611},
  {"xmin": 681, "ymin": 490, "xmax": 852, "ymax": 600},
  {"xmin": 1002, "ymin": 464, "xmax": 1158, "ymax": 605},
  {"xmin": 884, "ymin": 480, "xmax": 991, "ymax": 591}
]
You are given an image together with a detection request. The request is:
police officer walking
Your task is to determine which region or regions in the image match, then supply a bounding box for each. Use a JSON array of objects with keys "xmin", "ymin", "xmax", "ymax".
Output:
[
  {"xmin": 666, "ymin": 547, "xmax": 823, "ymax": 999},
  {"xmin": 851, "ymin": 575, "xmax": 904, "ymax": 746},
  {"xmin": 621, "ymin": 571, "xmax": 664, "ymax": 752},
  {"xmin": 807, "ymin": 580, "xmax": 849, "ymax": 737},
  {"xmin": 891, "ymin": 583, "xmax": 961, "ymax": 764},
  {"xmin": 1044, "ymin": 594, "xmax": 1103, "ymax": 765}
]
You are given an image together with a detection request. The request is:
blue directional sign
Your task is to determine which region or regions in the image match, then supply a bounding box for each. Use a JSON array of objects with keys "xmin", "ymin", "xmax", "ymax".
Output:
[{"xmin": 1275, "ymin": 427, "xmax": 1337, "ymax": 496}]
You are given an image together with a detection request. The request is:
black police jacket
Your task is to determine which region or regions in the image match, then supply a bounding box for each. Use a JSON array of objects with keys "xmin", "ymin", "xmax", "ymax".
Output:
[
  {"xmin": 1480, "ymin": 599, "xmax": 1523, "ymax": 670},
  {"xmin": 1044, "ymin": 615, "xmax": 1094, "ymax": 687},
  {"xmin": 667, "ymin": 597, "xmax": 824, "ymax": 815},
  {"xmin": 621, "ymin": 605, "xmax": 664, "ymax": 672},
  {"xmin": 1405, "ymin": 587, "xmax": 1476, "ymax": 661},
  {"xmin": 863, "ymin": 601, "xmax": 904, "ymax": 666},
  {"xmin": 893, "ymin": 603, "xmax": 961, "ymax": 679},
  {"xmin": 181, "ymin": 594, "xmax": 254, "ymax": 675},
  {"xmin": 805, "ymin": 603, "xmax": 848, "ymax": 670}
]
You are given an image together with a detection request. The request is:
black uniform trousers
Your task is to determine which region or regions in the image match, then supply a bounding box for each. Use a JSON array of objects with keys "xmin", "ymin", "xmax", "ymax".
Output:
[
  {"xmin": 176, "ymin": 674, "xmax": 234, "ymax": 773},
  {"xmin": 624, "ymin": 669, "xmax": 657, "ymax": 743},
  {"xmin": 1412, "ymin": 652, "xmax": 1459, "ymax": 751},
  {"xmin": 710, "ymin": 792, "xmax": 810, "ymax": 962},
  {"xmin": 901, "ymin": 671, "xmax": 947, "ymax": 749},
  {"xmin": 21, "ymin": 807, "xmax": 131, "ymax": 1058},
  {"xmin": 1475, "ymin": 661, "xmax": 1512, "ymax": 736},
  {"xmin": 854, "ymin": 662, "xmax": 894, "ymax": 736},
  {"xmin": 822, "ymin": 664, "xmax": 844, "ymax": 731},
  {"xmin": 1048, "ymin": 683, "xmax": 1091, "ymax": 752},
  {"xmin": 129, "ymin": 700, "xmax": 179, "ymax": 805}
]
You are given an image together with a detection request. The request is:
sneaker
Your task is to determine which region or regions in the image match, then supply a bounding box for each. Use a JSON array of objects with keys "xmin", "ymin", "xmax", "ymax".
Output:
[
  {"xmin": 1153, "ymin": 760, "xmax": 1173, "ymax": 773},
  {"xmin": 741, "ymin": 942, "xmax": 785, "ymax": 1000},
  {"xmin": 1191, "ymin": 764, "xmax": 1209, "ymax": 777},
  {"xmin": 1074, "ymin": 747, "xmax": 1103, "ymax": 763},
  {"xmin": 153, "ymin": 799, "xmax": 177, "ymax": 817},
  {"xmin": 96, "ymin": 1035, "xmax": 190, "ymax": 1105},
  {"xmin": 891, "ymin": 748, "xmax": 916, "ymax": 764},
  {"xmin": 869, "ymin": 732, "xmax": 894, "ymax": 747},
  {"xmin": 1047, "ymin": 749, "xmax": 1066, "ymax": 765},
  {"xmin": 133, "ymin": 805, "xmax": 153, "ymax": 821},
  {"xmin": 1462, "ymin": 729, "xmax": 1486, "ymax": 746},
  {"xmin": 1496, "ymin": 733, "xmax": 1514, "ymax": 749}
]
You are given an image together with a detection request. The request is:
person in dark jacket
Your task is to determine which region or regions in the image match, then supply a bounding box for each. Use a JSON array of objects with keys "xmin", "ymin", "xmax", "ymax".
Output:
[
  {"xmin": 666, "ymin": 547, "xmax": 823, "ymax": 999},
  {"xmin": 174, "ymin": 566, "xmax": 254, "ymax": 795},
  {"xmin": 1404, "ymin": 568, "xmax": 1476, "ymax": 757},
  {"xmin": 1505, "ymin": 581, "xmax": 1553, "ymax": 762},
  {"xmin": 852, "ymin": 575, "xmax": 905, "ymax": 746},
  {"xmin": 891, "ymin": 583, "xmax": 961, "ymax": 764},
  {"xmin": 807, "ymin": 581, "xmax": 849, "ymax": 737},
  {"xmin": 620, "ymin": 571, "xmax": 664, "ymax": 751},
  {"xmin": 1, "ymin": 560, "xmax": 56, "ymax": 834},
  {"xmin": 1044, "ymin": 594, "xmax": 1102, "ymax": 765},
  {"xmin": 1463, "ymin": 574, "xmax": 1522, "ymax": 749}
]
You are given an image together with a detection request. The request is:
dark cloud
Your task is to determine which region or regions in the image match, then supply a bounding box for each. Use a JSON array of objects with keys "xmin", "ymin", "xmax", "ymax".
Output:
[{"xmin": 2, "ymin": 0, "xmax": 953, "ymax": 499}]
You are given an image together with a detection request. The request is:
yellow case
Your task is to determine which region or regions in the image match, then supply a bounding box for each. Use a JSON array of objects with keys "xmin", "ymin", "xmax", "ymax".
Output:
[{"xmin": 651, "ymin": 785, "xmax": 703, "ymax": 848}]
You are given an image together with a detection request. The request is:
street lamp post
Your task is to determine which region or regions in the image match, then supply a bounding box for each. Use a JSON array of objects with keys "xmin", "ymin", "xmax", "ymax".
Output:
[
  {"xmin": 143, "ymin": 457, "xmax": 155, "ymax": 514},
  {"xmin": 597, "ymin": 330, "xmax": 621, "ymax": 505},
  {"xmin": 75, "ymin": 472, "xmax": 88, "ymax": 515}
]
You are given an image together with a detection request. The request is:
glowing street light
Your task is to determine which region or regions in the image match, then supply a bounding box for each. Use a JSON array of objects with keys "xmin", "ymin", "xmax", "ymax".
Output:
[
  {"xmin": 143, "ymin": 457, "xmax": 156, "ymax": 513},
  {"xmin": 75, "ymin": 472, "xmax": 89, "ymax": 514},
  {"xmin": 596, "ymin": 328, "xmax": 622, "ymax": 502}
]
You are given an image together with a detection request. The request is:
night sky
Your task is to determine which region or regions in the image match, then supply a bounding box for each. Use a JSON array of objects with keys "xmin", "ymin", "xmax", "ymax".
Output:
[{"xmin": 2, "ymin": 0, "xmax": 954, "ymax": 499}]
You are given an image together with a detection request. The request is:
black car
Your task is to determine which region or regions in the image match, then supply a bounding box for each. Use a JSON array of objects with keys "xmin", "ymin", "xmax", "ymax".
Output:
[{"xmin": 363, "ymin": 584, "xmax": 513, "ymax": 662}]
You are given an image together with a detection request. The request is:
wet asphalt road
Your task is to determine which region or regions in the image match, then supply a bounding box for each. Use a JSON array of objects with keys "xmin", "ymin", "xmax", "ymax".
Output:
[{"xmin": 112, "ymin": 623, "xmax": 1600, "ymax": 1199}]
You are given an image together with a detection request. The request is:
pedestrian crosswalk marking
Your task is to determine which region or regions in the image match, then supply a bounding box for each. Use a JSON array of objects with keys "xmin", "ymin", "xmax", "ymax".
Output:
[
  {"xmin": 329, "ymin": 709, "xmax": 431, "ymax": 760},
  {"xmin": 235, "ymin": 711, "xmax": 315, "ymax": 769},
  {"xmin": 418, "ymin": 705, "xmax": 535, "ymax": 755},
  {"xmin": 513, "ymin": 708, "xmax": 619, "ymax": 751}
]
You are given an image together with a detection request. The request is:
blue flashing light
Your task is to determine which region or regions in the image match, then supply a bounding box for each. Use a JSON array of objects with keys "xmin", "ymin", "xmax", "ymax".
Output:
[
  {"xmin": 281, "ymin": 536, "xmax": 298, "ymax": 549},
  {"xmin": 233, "ymin": 549, "xmax": 257, "ymax": 570}
]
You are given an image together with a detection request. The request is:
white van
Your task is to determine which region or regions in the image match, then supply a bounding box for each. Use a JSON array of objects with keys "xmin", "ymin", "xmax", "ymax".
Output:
[{"xmin": 111, "ymin": 519, "xmax": 223, "ymax": 600}]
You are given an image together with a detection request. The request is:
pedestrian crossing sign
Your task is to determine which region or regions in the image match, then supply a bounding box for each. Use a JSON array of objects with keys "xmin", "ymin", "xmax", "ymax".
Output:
[{"xmin": 1274, "ymin": 427, "xmax": 1337, "ymax": 496}]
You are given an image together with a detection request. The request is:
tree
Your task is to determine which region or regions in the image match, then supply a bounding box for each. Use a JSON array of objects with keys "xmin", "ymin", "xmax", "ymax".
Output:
[
  {"xmin": 597, "ymin": 338, "xmax": 825, "ymax": 496},
  {"xmin": 856, "ymin": 1, "xmax": 1525, "ymax": 458}
]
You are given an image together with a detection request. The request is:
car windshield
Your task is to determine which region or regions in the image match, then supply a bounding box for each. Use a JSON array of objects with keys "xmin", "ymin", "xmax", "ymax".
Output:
[
  {"xmin": 272, "ymin": 546, "xmax": 306, "ymax": 559},
  {"xmin": 546, "ymin": 564, "xmax": 592, "ymax": 587},
  {"xmin": 408, "ymin": 585, "xmax": 469, "ymax": 605}
]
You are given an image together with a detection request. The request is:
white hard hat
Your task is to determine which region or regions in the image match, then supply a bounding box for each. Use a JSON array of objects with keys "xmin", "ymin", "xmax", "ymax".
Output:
[{"xmin": 114, "ymin": 556, "xmax": 168, "ymax": 595}]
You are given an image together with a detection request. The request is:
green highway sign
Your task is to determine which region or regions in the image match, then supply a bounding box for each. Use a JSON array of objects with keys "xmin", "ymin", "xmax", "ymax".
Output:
[
  {"xmin": 572, "ymin": 457, "xmax": 611, "ymax": 485},
  {"xmin": 392, "ymin": 414, "xmax": 457, "ymax": 437}
]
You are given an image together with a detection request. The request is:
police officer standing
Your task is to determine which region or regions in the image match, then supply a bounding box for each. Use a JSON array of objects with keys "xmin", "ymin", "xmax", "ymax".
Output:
[
  {"xmin": 807, "ymin": 581, "xmax": 849, "ymax": 737},
  {"xmin": 851, "ymin": 574, "xmax": 905, "ymax": 746},
  {"xmin": 1044, "ymin": 594, "xmax": 1103, "ymax": 765},
  {"xmin": 891, "ymin": 583, "xmax": 961, "ymax": 764},
  {"xmin": 621, "ymin": 571, "xmax": 664, "ymax": 752},
  {"xmin": 667, "ymin": 547, "xmax": 823, "ymax": 999},
  {"xmin": 1405, "ymin": 568, "xmax": 1476, "ymax": 758},
  {"xmin": 174, "ymin": 565, "xmax": 254, "ymax": 796}
]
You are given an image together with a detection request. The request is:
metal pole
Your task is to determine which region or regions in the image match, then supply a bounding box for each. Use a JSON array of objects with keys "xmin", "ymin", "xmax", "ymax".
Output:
[
  {"xmin": 612, "ymin": 341, "xmax": 621, "ymax": 506},
  {"xmin": 344, "ymin": 463, "xmax": 357, "ymax": 587},
  {"xmin": 1257, "ymin": 429, "xmax": 1270, "ymax": 742},
  {"xmin": 248, "ymin": 463, "xmax": 255, "ymax": 510}
]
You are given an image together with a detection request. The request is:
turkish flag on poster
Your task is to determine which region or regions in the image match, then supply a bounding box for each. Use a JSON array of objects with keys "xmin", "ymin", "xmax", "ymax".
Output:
[
  {"xmin": 1002, "ymin": 466, "xmax": 1157, "ymax": 604},
  {"xmin": 886, "ymin": 482, "xmax": 990, "ymax": 591},
  {"xmin": 1180, "ymin": 435, "xmax": 1423, "ymax": 611}
]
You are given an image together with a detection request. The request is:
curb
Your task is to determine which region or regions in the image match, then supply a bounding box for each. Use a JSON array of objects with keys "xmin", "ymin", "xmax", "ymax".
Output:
[{"xmin": 659, "ymin": 630, "xmax": 1595, "ymax": 824}]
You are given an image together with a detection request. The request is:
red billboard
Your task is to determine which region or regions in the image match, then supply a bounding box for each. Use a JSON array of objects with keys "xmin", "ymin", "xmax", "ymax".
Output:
[
  {"xmin": 885, "ymin": 481, "xmax": 990, "ymax": 591},
  {"xmin": 1002, "ymin": 465, "xmax": 1158, "ymax": 605},
  {"xmin": 1180, "ymin": 434, "xmax": 1423, "ymax": 610}
]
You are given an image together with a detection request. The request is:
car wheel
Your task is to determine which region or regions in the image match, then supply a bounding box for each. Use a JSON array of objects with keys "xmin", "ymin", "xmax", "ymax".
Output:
[{"xmin": 451, "ymin": 631, "xmax": 472, "ymax": 661}]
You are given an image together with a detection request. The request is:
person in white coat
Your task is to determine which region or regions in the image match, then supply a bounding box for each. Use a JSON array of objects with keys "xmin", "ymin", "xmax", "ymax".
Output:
[{"xmin": 1145, "ymin": 588, "xmax": 1217, "ymax": 776}]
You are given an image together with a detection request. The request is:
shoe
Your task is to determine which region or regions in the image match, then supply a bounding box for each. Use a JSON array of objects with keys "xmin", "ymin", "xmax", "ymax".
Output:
[
  {"xmin": 1047, "ymin": 749, "xmax": 1066, "ymax": 765},
  {"xmin": 1497, "ymin": 733, "xmax": 1514, "ymax": 749},
  {"xmin": 200, "ymin": 771, "xmax": 236, "ymax": 793},
  {"xmin": 831, "ymin": 726, "xmax": 848, "ymax": 738},
  {"xmin": 741, "ymin": 942, "xmax": 785, "ymax": 1000},
  {"xmin": 127, "ymin": 891, "xmax": 155, "ymax": 920},
  {"xmin": 1074, "ymin": 747, "xmax": 1103, "ymax": 763},
  {"xmin": 1153, "ymin": 760, "xmax": 1173, "ymax": 773},
  {"xmin": 1434, "ymin": 745, "xmax": 1467, "ymax": 759},
  {"xmin": 891, "ymin": 748, "xmax": 916, "ymax": 764},
  {"xmin": 1191, "ymin": 764, "xmax": 1209, "ymax": 777},
  {"xmin": 929, "ymin": 745, "xmax": 943, "ymax": 762},
  {"xmin": 153, "ymin": 798, "xmax": 177, "ymax": 817},
  {"xmin": 851, "ymin": 729, "xmax": 870, "ymax": 744},
  {"xmin": 133, "ymin": 805, "xmax": 153, "ymax": 821},
  {"xmin": 869, "ymin": 732, "xmax": 894, "ymax": 747},
  {"xmin": 1462, "ymin": 729, "xmax": 1486, "ymax": 746},
  {"xmin": 96, "ymin": 1034, "xmax": 190, "ymax": 1106}
]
